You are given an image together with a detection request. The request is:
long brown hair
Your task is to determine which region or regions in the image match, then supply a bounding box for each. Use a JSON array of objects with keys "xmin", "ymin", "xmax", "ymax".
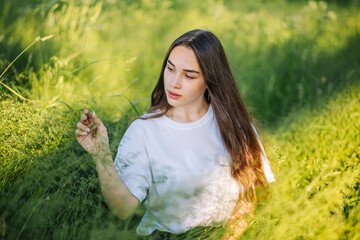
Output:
[{"xmin": 145, "ymin": 29, "xmax": 268, "ymax": 194}]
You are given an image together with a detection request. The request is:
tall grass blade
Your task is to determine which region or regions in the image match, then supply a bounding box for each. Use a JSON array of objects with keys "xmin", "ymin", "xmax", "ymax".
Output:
[
  {"xmin": 0, "ymin": 34, "xmax": 54, "ymax": 80},
  {"xmin": 0, "ymin": 34, "xmax": 54, "ymax": 102},
  {"xmin": 0, "ymin": 81, "xmax": 32, "ymax": 102},
  {"xmin": 58, "ymin": 99, "xmax": 74, "ymax": 112},
  {"xmin": 111, "ymin": 94, "xmax": 141, "ymax": 116},
  {"xmin": 66, "ymin": 56, "xmax": 119, "ymax": 79}
]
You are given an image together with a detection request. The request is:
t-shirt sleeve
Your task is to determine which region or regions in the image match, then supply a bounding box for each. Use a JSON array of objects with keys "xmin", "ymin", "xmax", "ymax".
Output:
[
  {"xmin": 113, "ymin": 120, "xmax": 151, "ymax": 203},
  {"xmin": 252, "ymin": 125, "xmax": 275, "ymax": 183}
]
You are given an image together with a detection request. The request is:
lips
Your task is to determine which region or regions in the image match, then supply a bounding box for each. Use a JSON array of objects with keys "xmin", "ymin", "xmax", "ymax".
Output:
[{"xmin": 168, "ymin": 90, "xmax": 181, "ymax": 99}]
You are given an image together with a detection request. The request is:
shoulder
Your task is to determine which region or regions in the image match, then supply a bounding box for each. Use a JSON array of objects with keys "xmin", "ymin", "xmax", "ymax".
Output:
[
  {"xmin": 127, "ymin": 111, "xmax": 164, "ymax": 132},
  {"xmin": 140, "ymin": 109, "xmax": 163, "ymax": 120},
  {"xmin": 120, "ymin": 113, "xmax": 164, "ymax": 150},
  {"xmin": 119, "ymin": 118, "xmax": 150, "ymax": 151}
]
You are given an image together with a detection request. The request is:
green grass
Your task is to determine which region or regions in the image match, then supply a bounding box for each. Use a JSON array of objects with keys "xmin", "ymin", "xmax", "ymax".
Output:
[
  {"xmin": 0, "ymin": 0, "xmax": 359, "ymax": 239},
  {"xmin": 243, "ymin": 81, "xmax": 360, "ymax": 240}
]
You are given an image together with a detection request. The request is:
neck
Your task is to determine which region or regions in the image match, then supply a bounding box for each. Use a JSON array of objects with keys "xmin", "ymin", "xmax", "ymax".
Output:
[{"xmin": 167, "ymin": 102, "xmax": 210, "ymax": 123}]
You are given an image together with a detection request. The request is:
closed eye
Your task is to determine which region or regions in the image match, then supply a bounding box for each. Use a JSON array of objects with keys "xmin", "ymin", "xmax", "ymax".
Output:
[
  {"xmin": 167, "ymin": 65, "xmax": 174, "ymax": 72},
  {"xmin": 185, "ymin": 75, "xmax": 195, "ymax": 79}
]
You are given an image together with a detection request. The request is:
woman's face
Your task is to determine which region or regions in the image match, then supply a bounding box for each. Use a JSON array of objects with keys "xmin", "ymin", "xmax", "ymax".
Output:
[{"xmin": 164, "ymin": 45, "xmax": 207, "ymax": 110}]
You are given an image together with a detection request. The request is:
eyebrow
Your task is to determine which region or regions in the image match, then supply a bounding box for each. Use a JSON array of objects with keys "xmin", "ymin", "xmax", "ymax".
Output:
[{"xmin": 167, "ymin": 59, "xmax": 200, "ymax": 74}]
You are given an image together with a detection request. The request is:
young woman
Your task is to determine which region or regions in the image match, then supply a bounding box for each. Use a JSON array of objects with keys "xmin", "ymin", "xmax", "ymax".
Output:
[{"xmin": 75, "ymin": 29, "xmax": 275, "ymax": 239}]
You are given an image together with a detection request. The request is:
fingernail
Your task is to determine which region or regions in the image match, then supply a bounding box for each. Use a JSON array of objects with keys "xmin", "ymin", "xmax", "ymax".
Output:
[
  {"xmin": 86, "ymin": 128, "xmax": 91, "ymax": 132},
  {"xmin": 81, "ymin": 132, "xmax": 88, "ymax": 136},
  {"xmin": 93, "ymin": 111, "xmax": 96, "ymax": 117}
]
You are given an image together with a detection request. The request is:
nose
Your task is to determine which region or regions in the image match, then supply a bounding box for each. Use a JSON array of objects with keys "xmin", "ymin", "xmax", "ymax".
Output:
[{"xmin": 170, "ymin": 74, "xmax": 181, "ymax": 89}]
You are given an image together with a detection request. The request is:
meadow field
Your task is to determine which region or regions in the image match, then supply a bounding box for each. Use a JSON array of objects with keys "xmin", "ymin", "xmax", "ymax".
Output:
[{"xmin": 0, "ymin": 0, "xmax": 359, "ymax": 239}]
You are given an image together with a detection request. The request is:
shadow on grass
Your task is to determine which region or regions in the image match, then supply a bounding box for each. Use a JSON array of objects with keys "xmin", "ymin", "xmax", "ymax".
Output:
[
  {"xmin": 0, "ymin": 103, "xmax": 141, "ymax": 239},
  {"xmin": 245, "ymin": 31, "xmax": 360, "ymax": 128}
]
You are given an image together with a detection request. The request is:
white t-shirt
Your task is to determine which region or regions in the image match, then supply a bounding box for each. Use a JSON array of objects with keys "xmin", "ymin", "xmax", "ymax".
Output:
[{"xmin": 114, "ymin": 105, "xmax": 275, "ymax": 236}]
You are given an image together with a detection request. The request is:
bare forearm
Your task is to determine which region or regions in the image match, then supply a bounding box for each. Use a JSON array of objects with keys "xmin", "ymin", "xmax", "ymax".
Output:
[
  {"xmin": 92, "ymin": 151, "xmax": 139, "ymax": 219},
  {"xmin": 75, "ymin": 110, "xmax": 138, "ymax": 219}
]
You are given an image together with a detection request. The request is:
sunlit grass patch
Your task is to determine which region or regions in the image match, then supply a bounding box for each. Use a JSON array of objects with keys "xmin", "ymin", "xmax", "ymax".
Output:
[
  {"xmin": 0, "ymin": 100, "xmax": 70, "ymax": 189},
  {"xmin": 244, "ymin": 81, "xmax": 360, "ymax": 240},
  {"xmin": 1, "ymin": 0, "xmax": 359, "ymax": 123},
  {"xmin": 0, "ymin": 0, "xmax": 360, "ymax": 239}
]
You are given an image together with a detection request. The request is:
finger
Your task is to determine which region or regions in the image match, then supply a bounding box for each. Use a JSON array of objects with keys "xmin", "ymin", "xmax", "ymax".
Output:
[
  {"xmin": 92, "ymin": 112, "xmax": 106, "ymax": 132},
  {"xmin": 75, "ymin": 129, "xmax": 88, "ymax": 137},
  {"xmin": 84, "ymin": 108, "xmax": 90, "ymax": 116},
  {"xmin": 88, "ymin": 122, "xmax": 97, "ymax": 131},
  {"xmin": 77, "ymin": 122, "xmax": 91, "ymax": 133},
  {"xmin": 81, "ymin": 115, "xmax": 90, "ymax": 125},
  {"xmin": 84, "ymin": 109, "xmax": 94, "ymax": 123},
  {"xmin": 91, "ymin": 111, "xmax": 103, "ymax": 126}
]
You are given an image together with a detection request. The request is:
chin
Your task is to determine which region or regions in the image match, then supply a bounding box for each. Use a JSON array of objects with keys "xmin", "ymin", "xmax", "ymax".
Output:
[
  {"xmin": 167, "ymin": 100, "xmax": 179, "ymax": 107},
  {"xmin": 166, "ymin": 98, "xmax": 182, "ymax": 108}
]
